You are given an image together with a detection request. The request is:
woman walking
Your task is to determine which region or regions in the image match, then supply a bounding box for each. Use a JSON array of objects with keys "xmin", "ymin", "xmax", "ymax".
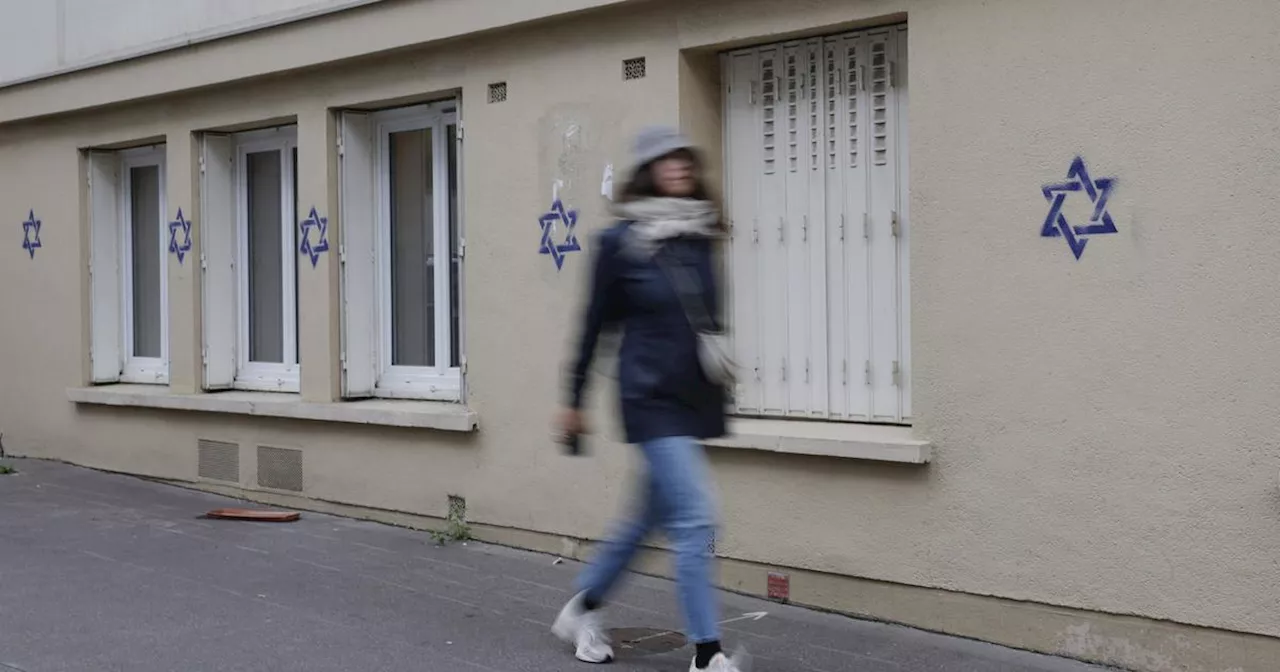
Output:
[{"xmin": 551, "ymin": 126, "xmax": 748, "ymax": 672}]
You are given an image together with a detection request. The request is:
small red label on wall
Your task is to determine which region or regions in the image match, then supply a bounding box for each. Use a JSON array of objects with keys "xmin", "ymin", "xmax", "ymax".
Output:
[{"xmin": 767, "ymin": 572, "xmax": 790, "ymax": 601}]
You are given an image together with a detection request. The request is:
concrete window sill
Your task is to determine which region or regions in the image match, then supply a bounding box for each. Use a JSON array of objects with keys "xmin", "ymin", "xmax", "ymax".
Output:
[
  {"xmin": 705, "ymin": 417, "xmax": 931, "ymax": 464},
  {"xmin": 66, "ymin": 384, "xmax": 478, "ymax": 432}
]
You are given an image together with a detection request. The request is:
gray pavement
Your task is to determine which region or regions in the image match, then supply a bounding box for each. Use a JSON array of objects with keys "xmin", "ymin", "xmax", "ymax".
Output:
[{"xmin": 0, "ymin": 458, "xmax": 1111, "ymax": 672}]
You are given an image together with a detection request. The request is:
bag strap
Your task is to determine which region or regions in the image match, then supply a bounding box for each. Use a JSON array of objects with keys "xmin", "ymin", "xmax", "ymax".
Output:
[{"xmin": 653, "ymin": 246, "xmax": 719, "ymax": 334}]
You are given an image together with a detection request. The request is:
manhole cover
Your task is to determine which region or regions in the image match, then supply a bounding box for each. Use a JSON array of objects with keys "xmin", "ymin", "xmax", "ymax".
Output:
[{"xmin": 608, "ymin": 627, "xmax": 689, "ymax": 657}]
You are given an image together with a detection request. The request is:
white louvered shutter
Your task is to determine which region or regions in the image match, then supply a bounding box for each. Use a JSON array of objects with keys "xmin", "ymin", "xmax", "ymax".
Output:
[
  {"xmin": 723, "ymin": 26, "xmax": 910, "ymax": 423},
  {"xmin": 88, "ymin": 152, "xmax": 122, "ymax": 384},
  {"xmin": 865, "ymin": 28, "xmax": 903, "ymax": 422},
  {"xmin": 757, "ymin": 46, "xmax": 788, "ymax": 416},
  {"xmin": 835, "ymin": 32, "xmax": 872, "ymax": 422},
  {"xmin": 338, "ymin": 111, "xmax": 378, "ymax": 398},
  {"xmin": 824, "ymin": 34, "xmax": 863, "ymax": 421},
  {"xmin": 726, "ymin": 50, "xmax": 762, "ymax": 414},
  {"xmin": 803, "ymin": 39, "xmax": 831, "ymax": 419},
  {"xmin": 200, "ymin": 134, "xmax": 237, "ymax": 389},
  {"xmin": 781, "ymin": 44, "xmax": 807, "ymax": 415},
  {"xmin": 895, "ymin": 25, "xmax": 912, "ymax": 420}
]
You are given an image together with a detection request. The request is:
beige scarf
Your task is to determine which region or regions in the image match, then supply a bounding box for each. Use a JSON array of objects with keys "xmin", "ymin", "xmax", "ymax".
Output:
[{"xmin": 612, "ymin": 197, "xmax": 721, "ymax": 258}]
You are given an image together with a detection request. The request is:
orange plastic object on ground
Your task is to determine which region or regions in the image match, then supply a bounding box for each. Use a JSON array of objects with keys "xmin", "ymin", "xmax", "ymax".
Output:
[{"xmin": 205, "ymin": 508, "xmax": 300, "ymax": 522}]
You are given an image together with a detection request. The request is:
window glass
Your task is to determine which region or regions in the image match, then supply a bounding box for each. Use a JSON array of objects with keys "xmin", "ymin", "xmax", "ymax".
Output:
[
  {"xmin": 447, "ymin": 123, "xmax": 460, "ymax": 368},
  {"xmin": 129, "ymin": 165, "xmax": 162, "ymax": 359},
  {"xmin": 388, "ymin": 128, "xmax": 435, "ymax": 367},
  {"xmin": 247, "ymin": 150, "xmax": 284, "ymax": 364}
]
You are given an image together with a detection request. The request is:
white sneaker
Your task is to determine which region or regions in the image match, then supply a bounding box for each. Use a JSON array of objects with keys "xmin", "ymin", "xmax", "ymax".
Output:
[
  {"xmin": 552, "ymin": 592, "xmax": 615, "ymax": 663},
  {"xmin": 692, "ymin": 649, "xmax": 752, "ymax": 672}
]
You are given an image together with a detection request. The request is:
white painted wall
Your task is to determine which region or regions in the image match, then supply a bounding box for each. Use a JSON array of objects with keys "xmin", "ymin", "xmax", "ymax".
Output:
[{"xmin": 0, "ymin": 0, "xmax": 383, "ymax": 87}]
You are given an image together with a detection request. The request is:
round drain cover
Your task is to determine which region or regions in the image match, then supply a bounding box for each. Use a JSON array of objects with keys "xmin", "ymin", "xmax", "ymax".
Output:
[{"xmin": 608, "ymin": 627, "xmax": 688, "ymax": 657}]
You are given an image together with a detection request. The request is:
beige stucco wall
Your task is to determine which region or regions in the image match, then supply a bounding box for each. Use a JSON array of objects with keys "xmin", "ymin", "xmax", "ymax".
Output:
[{"xmin": 3, "ymin": 0, "xmax": 1280, "ymax": 663}]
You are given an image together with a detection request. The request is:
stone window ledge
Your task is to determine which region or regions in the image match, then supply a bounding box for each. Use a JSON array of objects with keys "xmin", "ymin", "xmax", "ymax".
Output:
[
  {"xmin": 706, "ymin": 418, "xmax": 930, "ymax": 464},
  {"xmin": 66, "ymin": 385, "xmax": 478, "ymax": 433}
]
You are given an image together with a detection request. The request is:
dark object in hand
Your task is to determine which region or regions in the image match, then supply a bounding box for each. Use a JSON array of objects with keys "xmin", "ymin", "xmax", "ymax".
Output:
[{"xmin": 562, "ymin": 433, "xmax": 585, "ymax": 456}]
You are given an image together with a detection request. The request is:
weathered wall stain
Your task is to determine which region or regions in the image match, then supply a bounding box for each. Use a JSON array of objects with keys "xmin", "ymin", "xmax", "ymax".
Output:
[{"xmin": 1061, "ymin": 623, "xmax": 1178, "ymax": 671}]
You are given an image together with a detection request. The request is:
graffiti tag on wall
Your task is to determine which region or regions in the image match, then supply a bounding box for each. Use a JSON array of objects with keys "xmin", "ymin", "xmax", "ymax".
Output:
[
  {"xmin": 299, "ymin": 207, "xmax": 330, "ymax": 268},
  {"xmin": 168, "ymin": 209, "xmax": 192, "ymax": 264},
  {"xmin": 21, "ymin": 210, "xmax": 41, "ymax": 260},
  {"xmin": 1041, "ymin": 157, "xmax": 1118, "ymax": 260},
  {"xmin": 538, "ymin": 198, "xmax": 581, "ymax": 270}
]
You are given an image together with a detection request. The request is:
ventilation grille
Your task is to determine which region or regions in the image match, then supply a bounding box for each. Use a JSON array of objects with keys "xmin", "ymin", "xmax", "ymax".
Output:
[
  {"xmin": 623, "ymin": 57, "xmax": 646, "ymax": 81},
  {"xmin": 257, "ymin": 446, "xmax": 303, "ymax": 492},
  {"xmin": 198, "ymin": 440, "xmax": 239, "ymax": 483},
  {"xmin": 488, "ymin": 82, "xmax": 508, "ymax": 103},
  {"xmin": 447, "ymin": 495, "xmax": 466, "ymax": 521}
]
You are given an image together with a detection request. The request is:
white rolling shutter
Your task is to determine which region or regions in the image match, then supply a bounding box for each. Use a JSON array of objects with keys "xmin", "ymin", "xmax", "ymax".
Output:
[
  {"xmin": 723, "ymin": 25, "xmax": 910, "ymax": 423},
  {"xmin": 338, "ymin": 111, "xmax": 378, "ymax": 398},
  {"xmin": 200, "ymin": 134, "xmax": 237, "ymax": 389},
  {"xmin": 88, "ymin": 152, "xmax": 123, "ymax": 384}
]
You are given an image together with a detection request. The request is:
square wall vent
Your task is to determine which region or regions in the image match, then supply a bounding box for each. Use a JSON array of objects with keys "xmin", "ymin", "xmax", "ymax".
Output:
[
  {"xmin": 488, "ymin": 81, "xmax": 508, "ymax": 103},
  {"xmin": 623, "ymin": 57, "xmax": 646, "ymax": 81},
  {"xmin": 257, "ymin": 445, "xmax": 304, "ymax": 492},
  {"xmin": 197, "ymin": 439, "xmax": 239, "ymax": 483}
]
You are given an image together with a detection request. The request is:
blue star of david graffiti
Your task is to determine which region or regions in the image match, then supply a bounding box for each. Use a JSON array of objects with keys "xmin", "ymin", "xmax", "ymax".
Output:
[
  {"xmin": 168, "ymin": 208, "xmax": 192, "ymax": 265},
  {"xmin": 299, "ymin": 206, "xmax": 330, "ymax": 268},
  {"xmin": 1041, "ymin": 156, "xmax": 1118, "ymax": 260},
  {"xmin": 21, "ymin": 210, "xmax": 41, "ymax": 260},
  {"xmin": 538, "ymin": 199, "xmax": 581, "ymax": 271}
]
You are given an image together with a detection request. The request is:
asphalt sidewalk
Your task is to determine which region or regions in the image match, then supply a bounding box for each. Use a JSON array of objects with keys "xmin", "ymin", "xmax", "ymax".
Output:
[{"xmin": 0, "ymin": 458, "xmax": 1111, "ymax": 672}]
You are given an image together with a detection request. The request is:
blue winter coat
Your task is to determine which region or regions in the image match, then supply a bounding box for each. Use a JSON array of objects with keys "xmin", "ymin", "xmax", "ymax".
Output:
[{"xmin": 566, "ymin": 221, "xmax": 727, "ymax": 444}]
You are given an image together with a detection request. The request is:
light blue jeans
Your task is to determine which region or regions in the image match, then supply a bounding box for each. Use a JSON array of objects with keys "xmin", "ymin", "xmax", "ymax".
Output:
[{"xmin": 576, "ymin": 435, "xmax": 721, "ymax": 643}]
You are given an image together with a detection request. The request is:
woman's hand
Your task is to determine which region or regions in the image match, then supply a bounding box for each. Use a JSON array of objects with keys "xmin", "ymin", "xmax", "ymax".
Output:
[{"xmin": 556, "ymin": 407, "xmax": 588, "ymax": 441}]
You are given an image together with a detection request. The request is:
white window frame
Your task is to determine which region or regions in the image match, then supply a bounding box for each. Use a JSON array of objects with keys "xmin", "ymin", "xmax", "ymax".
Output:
[
  {"xmin": 369, "ymin": 102, "xmax": 462, "ymax": 400},
  {"xmin": 233, "ymin": 127, "xmax": 299, "ymax": 392},
  {"xmin": 118, "ymin": 147, "xmax": 170, "ymax": 384}
]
